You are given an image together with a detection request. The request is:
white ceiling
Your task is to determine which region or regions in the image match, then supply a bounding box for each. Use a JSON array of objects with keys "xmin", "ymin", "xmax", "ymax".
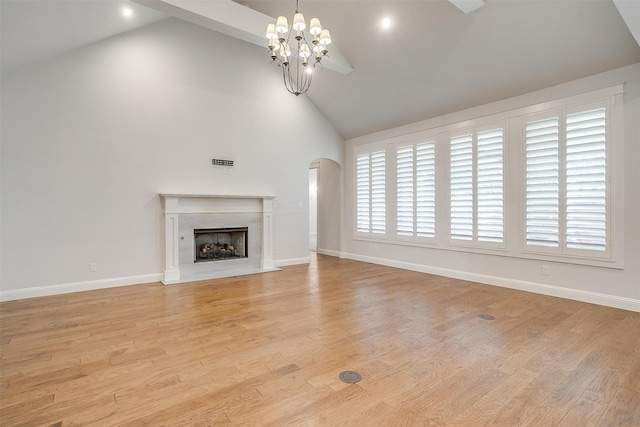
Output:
[
  {"xmin": 2, "ymin": 0, "xmax": 639, "ymax": 139},
  {"xmin": 0, "ymin": 0, "xmax": 166, "ymax": 72}
]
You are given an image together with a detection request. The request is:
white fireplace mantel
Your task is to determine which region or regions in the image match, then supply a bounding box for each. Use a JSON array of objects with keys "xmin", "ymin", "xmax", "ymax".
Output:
[{"xmin": 160, "ymin": 194, "xmax": 277, "ymax": 284}]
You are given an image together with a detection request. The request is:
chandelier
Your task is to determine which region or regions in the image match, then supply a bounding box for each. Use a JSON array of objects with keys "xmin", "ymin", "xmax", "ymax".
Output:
[{"xmin": 265, "ymin": 0, "xmax": 332, "ymax": 96}]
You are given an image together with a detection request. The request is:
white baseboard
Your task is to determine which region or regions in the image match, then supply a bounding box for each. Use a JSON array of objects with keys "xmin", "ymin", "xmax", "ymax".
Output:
[
  {"xmin": 274, "ymin": 257, "xmax": 310, "ymax": 267},
  {"xmin": 317, "ymin": 248, "xmax": 341, "ymax": 257},
  {"xmin": 343, "ymin": 253, "xmax": 640, "ymax": 313},
  {"xmin": 0, "ymin": 273, "xmax": 163, "ymax": 302},
  {"xmin": 5, "ymin": 255, "xmax": 636, "ymax": 313}
]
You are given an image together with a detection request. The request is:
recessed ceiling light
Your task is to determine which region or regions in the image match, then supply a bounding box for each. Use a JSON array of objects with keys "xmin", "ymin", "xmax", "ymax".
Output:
[
  {"xmin": 381, "ymin": 17, "xmax": 393, "ymax": 30},
  {"xmin": 122, "ymin": 7, "xmax": 133, "ymax": 18}
]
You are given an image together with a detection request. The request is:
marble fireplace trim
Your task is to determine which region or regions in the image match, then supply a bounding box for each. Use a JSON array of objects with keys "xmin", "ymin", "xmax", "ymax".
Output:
[{"xmin": 160, "ymin": 194, "xmax": 277, "ymax": 285}]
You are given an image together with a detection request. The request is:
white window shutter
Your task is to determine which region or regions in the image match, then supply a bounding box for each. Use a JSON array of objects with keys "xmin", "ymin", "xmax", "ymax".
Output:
[
  {"xmin": 370, "ymin": 150, "xmax": 386, "ymax": 234},
  {"xmin": 356, "ymin": 150, "xmax": 386, "ymax": 234},
  {"xmin": 416, "ymin": 141, "xmax": 436, "ymax": 238},
  {"xmin": 450, "ymin": 134, "xmax": 474, "ymax": 240},
  {"xmin": 396, "ymin": 146, "xmax": 414, "ymax": 236},
  {"xmin": 525, "ymin": 117, "xmax": 560, "ymax": 248},
  {"xmin": 356, "ymin": 153, "xmax": 370, "ymax": 233},
  {"xmin": 476, "ymin": 128, "xmax": 504, "ymax": 243},
  {"xmin": 565, "ymin": 108, "xmax": 607, "ymax": 251}
]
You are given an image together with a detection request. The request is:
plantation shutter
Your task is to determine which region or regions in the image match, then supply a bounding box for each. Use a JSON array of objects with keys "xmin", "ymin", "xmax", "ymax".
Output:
[
  {"xmin": 525, "ymin": 117, "xmax": 560, "ymax": 248},
  {"xmin": 450, "ymin": 134, "xmax": 474, "ymax": 240},
  {"xmin": 565, "ymin": 108, "xmax": 607, "ymax": 251},
  {"xmin": 476, "ymin": 128, "xmax": 504, "ymax": 243},
  {"xmin": 356, "ymin": 153, "xmax": 371, "ymax": 233},
  {"xmin": 356, "ymin": 150, "xmax": 386, "ymax": 234},
  {"xmin": 416, "ymin": 141, "xmax": 436, "ymax": 238},
  {"xmin": 396, "ymin": 146, "xmax": 414, "ymax": 236},
  {"xmin": 370, "ymin": 150, "xmax": 386, "ymax": 234}
]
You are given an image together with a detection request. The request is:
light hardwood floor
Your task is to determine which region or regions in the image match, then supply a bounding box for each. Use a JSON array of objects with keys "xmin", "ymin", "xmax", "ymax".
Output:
[{"xmin": 1, "ymin": 254, "xmax": 639, "ymax": 426}]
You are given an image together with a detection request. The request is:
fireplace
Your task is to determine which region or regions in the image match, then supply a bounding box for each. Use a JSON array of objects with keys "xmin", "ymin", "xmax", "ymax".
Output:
[
  {"xmin": 194, "ymin": 227, "xmax": 248, "ymax": 262},
  {"xmin": 160, "ymin": 194, "xmax": 277, "ymax": 284}
]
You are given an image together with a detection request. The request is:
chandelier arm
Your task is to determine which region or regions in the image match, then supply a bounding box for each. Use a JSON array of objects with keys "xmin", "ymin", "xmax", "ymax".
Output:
[
  {"xmin": 298, "ymin": 56, "xmax": 311, "ymax": 94},
  {"xmin": 305, "ymin": 69, "xmax": 313, "ymax": 92},
  {"xmin": 282, "ymin": 65, "xmax": 294, "ymax": 95},
  {"xmin": 282, "ymin": 66, "xmax": 290, "ymax": 94},
  {"xmin": 283, "ymin": 65, "xmax": 299, "ymax": 95}
]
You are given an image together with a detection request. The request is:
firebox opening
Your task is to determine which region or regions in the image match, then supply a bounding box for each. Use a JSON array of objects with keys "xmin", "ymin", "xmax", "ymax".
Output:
[{"xmin": 194, "ymin": 227, "xmax": 248, "ymax": 263}]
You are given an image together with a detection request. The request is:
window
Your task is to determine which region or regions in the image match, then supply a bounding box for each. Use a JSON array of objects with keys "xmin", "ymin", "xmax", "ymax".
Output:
[
  {"xmin": 356, "ymin": 150, "xmax": 386, "ymax": 234},
  {"xmin": 352, "ymin": 86, "xmax": 621, "ymax": 267},
  {"xmin": 416, "ymin": 142, "xmax": 437, "ymax": 238},
  {"xmin": 565, "ymin": 107, "xmax": 607, "ymax": 252},
  {"xmin": 356, "ymin": 153, "xmax": 370, "ymax": 232},
  {"xmin": 396, "ymin": 141, "xmax": 436, "ymax": 238},
  {"xmin": 450, "ymin": 134, "xmax": 474, "ymax": 241},
  {"xmin": 524, "ymin": 101, "xmax": 609, "ymax": 258},
  {"xmin": 449, "ymin": 125, "xmax": 505, "ymax": 246},
  {"xmin": 396, "ymin": 146, "xmax": 413, "ymax": 235},
  {"xmin": 477, "ymin": 128, "xmax": 505, "ymax": 243},
  {"xmin": 525, "ymin": 115, "xmax": 560, "ymax": 248}
]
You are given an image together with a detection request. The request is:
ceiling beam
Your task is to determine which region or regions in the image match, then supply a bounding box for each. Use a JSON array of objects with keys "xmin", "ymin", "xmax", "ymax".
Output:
[
  {"xmin": 613, "ymin": 0, "xmax": 640, "ymax": 47},
  {"xmin": 448, "ymin": 0, "xmax": 485, "ymax": 14},
  {"xmin": 132, "ymin": 0, "xmax": 353, "ymax": 75}
]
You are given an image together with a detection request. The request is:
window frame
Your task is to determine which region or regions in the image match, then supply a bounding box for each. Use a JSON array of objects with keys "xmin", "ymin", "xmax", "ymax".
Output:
[
  {"xmin": 354, "ymin": 147, "xmax": 387, "ymax": 238},
  {"xmin": 393, "ymin": 137, "xmax": 437, "ymax": 244},
  {"xmin": 522, "ymin": 99, "xmax": 612, "ymax": 261},
  {"xmin": 447, "ymin": 122, "xmax": 507, "ymax": 250}
]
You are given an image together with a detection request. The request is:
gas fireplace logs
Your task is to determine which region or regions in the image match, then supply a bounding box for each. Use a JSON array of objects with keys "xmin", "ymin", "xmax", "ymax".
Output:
[{"xmin": 199, "ymin": 243, "xmax": 237, "ymax": 259}]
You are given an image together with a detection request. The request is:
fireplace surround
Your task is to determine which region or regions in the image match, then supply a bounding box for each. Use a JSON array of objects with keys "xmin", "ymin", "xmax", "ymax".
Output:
[{"xmin": 160, "ymin": 194, "xmax": 277, "ymax": 284}]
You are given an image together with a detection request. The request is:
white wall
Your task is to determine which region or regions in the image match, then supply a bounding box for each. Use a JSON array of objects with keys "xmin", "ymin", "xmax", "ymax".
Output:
[
  {"xmin": 309, "ymin": 166, "xmax": 318, "ymax": 251},
  {"xmin": 0, "ymin": 18, "xmax": 343, "ymax": 298},
  {"xmin": 316, "ymin": 159, "xmax": 341, "ymax": 256},
  {"xmin": 343, "ymin": 63, "xmax": 640, "ymax": 312}
]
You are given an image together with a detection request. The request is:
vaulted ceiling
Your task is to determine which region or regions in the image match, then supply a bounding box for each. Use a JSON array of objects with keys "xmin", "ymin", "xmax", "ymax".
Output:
[{"xmin": 2, "ymin": 0, "xmax": 639, "ymax": 139}]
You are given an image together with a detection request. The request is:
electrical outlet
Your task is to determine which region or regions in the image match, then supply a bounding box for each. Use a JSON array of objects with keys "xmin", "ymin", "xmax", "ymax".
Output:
[
  {"xmin": 541, "ymin": 265, "xmax": 549, "ymax": 276},
  {"xmin": 89, "ymin": 263, "xmax": 97, "ymax": 272}
]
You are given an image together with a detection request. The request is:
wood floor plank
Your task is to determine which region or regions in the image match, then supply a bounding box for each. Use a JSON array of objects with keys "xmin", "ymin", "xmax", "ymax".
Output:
[
  {"xmin": 597, "ymin": 386, "xmax": 640, "ymax": 426},
  {"xmin": 557, "ymin": 395, "xmax": 607, "ymax": 427},
  {"xmin": 449, "ymin": 368, "xmax": 538, "ymax": 426},
  {"xmin": 1, "ymin": 254, "xmax": 639, "ymax": 426},
  {"xmin": 489, "ymin": 365, "xmax": 566, "ymax": 425}
]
